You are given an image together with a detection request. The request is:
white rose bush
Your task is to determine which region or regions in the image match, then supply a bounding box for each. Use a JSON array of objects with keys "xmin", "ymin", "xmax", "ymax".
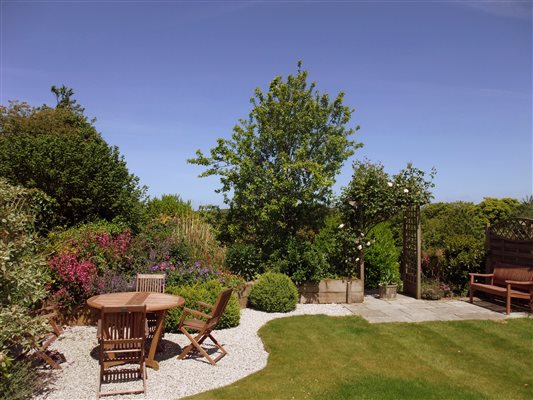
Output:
[{"xmin": 337, "ymin": 159, "xmax": 435, "ymax": 280}]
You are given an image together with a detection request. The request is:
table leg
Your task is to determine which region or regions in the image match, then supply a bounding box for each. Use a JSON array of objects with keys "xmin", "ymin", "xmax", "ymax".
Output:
[{"xmin": 146, "ymin": 310, "xmax": 166, "ymax": 370}]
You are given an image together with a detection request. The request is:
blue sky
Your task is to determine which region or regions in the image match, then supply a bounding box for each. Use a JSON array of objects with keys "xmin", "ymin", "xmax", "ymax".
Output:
[{"xmin": 2, "ymin": 0, "xmax": 532, "ymax": 208}]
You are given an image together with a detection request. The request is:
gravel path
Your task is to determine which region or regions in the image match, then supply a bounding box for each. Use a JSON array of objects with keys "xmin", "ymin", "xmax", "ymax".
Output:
[{"xmin": 37, "ymin": 304, "xmax": 352, "ymax": 400}]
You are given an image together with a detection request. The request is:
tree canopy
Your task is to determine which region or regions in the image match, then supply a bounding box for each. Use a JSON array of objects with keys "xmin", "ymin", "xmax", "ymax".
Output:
[
  {"xmin": 0, "ymin": 87, "xmax": 146, "ymax": 229},
  {"xmin": 189, "ymin": 62, "xmax": 360, "ymax": 255}
]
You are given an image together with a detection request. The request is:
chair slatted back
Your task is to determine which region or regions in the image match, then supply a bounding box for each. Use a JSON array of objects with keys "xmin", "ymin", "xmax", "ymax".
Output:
[
  {"xmin": 135, "ymin": 274, "xmax": 165, "ymax": 293},
  {"xmin": 98, "ymin": 305, "xmax": 147, "ymax": 397},
  {"xmin": 206, "ymin": 288, "xmax": 233, "ymax": 330},
  {"xmin": 100, "ymin": 305, "xmax": 147, "ymax": 355}
]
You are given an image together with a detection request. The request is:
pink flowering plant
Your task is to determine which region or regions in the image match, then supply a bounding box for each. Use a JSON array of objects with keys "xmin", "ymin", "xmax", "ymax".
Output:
[{"xmin": 47, "ymin": 222, "xmax": 135, "ymax": 307}]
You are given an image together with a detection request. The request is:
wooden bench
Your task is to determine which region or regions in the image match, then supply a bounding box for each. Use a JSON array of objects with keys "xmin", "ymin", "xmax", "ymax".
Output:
[{"xmin": 469, "ymin": 265, "xmax": 533, "ymax": 315}]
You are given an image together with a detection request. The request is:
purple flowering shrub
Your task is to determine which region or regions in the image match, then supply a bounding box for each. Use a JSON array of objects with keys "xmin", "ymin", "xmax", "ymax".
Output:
[{"xmin": 149, "ymin": 257, "xmax": 221, "ymax": 287}]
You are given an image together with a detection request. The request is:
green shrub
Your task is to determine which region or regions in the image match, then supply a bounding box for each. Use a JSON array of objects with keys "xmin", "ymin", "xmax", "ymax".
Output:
[
  {"xmin": 130, "ymin": 214, "xmax": 226, "ymax": 273},
  {"xmin": 249, "ymin": 272, "xmax": 299, "ymax": 313},
  {"xmin": 46, "ymin": 221, "xmax": 135, "ymax": 308},
  {"xmin": 364, "ymin": 223, "xmax": 401, "ymax": 288},
  {"xmin": 0, "ymin": 179, "xmax": 50, "ymax": 380},
  {"xmin": 0, "ymin": 97, "xmax": 146, "ymax": 229},
  {"xmin": 146, "ymin": 194, "xmax": 193, "ymax": 219},
  {"xmin": 0, "ymin": 358, "xmax": 49, "ymax": 400},
  {"xmin": 165, "ymin": 280, "xmax": 240, "ymax": 332},
  {"xmin": 272, "ymin": 238, "xmax": 330, "ymax": 285},
  {"xmin": 225, "ymin": 243, "xmax": 263, "ymax": 281},
  {"xmin": 442, "ymin": 235, "xmax": 484, "ymax": 294},
  {"xmin": 421, "ymin": 279, "xmax": 452, "ymax": 300}
]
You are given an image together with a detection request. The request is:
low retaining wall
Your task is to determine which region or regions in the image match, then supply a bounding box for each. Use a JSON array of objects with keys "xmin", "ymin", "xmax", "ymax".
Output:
[
  {"xmin": 298, "ymin": 279, "xmax": 364, "ymax": 304},
  {"xmin": 236, "ymin": 278, "xmax": 364, "ymax": 307}
]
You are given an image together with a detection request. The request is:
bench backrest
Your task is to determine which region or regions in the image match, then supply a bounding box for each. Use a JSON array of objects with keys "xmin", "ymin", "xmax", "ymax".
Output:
[{"xmin": 493, "ymin": 265, "xmax": 533, "ymax": 291}]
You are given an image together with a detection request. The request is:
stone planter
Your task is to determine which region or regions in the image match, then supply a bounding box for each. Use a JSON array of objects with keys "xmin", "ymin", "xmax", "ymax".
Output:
[
  {"xmin": 298, "ymin": 278, "xmax": 364, "ymax": 304},
  {"xmin": 378, "ymin": 283, "xmax": 398, "ymax": 300}
]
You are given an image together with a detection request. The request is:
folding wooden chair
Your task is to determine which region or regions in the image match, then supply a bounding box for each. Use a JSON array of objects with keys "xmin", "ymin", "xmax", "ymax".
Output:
[
  {"xmin": 34, "ymin": 306, "xmax": 64, "ymax": 369},
  {"xmin": 177, "ymin": 288, "xmax": 233, "ymax": 366},
  {"xmin": 135, "ymin": 274, "xmax": 165, "ymax": 348},
  {"xmin": 97, "ymin": 305, "xmax": 147, "ymax": 398}
]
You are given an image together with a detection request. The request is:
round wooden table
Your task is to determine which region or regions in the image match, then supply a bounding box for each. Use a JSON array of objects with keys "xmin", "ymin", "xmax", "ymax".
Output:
[{"xmin": 87, "ymin": 292, "xmax": 185, "ymax": 370}]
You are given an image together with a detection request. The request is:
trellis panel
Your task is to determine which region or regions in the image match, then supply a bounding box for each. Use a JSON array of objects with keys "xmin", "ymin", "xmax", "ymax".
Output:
[
  {"xmin": 402, "ymin": 205, "xmax": 421, "ymax": 299},
  {"xmin": 486, "ymin": 218, "xmax": 533, "ymax": 270}
]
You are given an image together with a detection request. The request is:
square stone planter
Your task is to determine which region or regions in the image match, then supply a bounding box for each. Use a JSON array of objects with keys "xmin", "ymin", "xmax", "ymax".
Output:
[
  {"xmin": 378, "ymin": 283, "xmax": 398, "ymax": 300},
  {"xmin": 298, "ymin": 278, "xmax": 364, "ymax": 304}
]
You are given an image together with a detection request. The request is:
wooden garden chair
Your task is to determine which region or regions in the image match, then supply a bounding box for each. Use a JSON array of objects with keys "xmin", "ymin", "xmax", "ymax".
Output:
[
  {"xmin": 135, "ymin": 274, "xmax": 166, "ymax": 293},
  {"xmin": 34, "ymin": 306, "xmax": 64, "ymax": 369},
  {"xmin": 97, "ymin": 305, "xmax": 147, "ymax": 398},
  {"xmin": 177, "ymin": 288, "xmax": 233, "ymax": 366},
  {"xmin": 135, "ymin": 274, "xmax": 166, "ymax": 348}
]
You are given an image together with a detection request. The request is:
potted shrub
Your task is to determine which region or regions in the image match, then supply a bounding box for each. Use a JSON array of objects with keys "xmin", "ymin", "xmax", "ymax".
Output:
[{"xmin": 378, "ymin": 270, "xmax": 399, "ymax": 300}]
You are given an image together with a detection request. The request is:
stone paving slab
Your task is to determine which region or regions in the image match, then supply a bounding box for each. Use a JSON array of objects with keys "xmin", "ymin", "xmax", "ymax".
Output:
[{"xmin": 343, "ymin": 294, "xmax": 531, "ymax": 323}]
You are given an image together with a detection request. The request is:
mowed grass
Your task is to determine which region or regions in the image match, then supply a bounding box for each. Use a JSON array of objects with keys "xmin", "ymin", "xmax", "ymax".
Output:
[{"xmin": 188, "ymin": 316, "xmax": 533, "ymax": 400}]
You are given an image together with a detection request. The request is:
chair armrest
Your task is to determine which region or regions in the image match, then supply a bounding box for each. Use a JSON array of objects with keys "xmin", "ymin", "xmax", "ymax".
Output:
[
  {"xmin": 469, "ymin": 273, "xmax": 494, "ymax": 277},
  {"xmin": 182, "ymin": 307, "xmax": 211, "ymax": 320},
  {"xmin": 197, "ymin": 301, "xmax": 214, "ymax": 309}
]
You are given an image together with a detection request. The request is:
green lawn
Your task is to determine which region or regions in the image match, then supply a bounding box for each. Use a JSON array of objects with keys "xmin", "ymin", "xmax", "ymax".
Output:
[{"xmin": 188, "ymin": 316, "xmax": 533, "ymax": 400}]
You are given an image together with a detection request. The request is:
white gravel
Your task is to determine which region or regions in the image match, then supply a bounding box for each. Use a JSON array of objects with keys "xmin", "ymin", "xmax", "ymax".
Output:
[{"xmin": 37, "ymin": 304, "xmax": 352, "ymax": 400}]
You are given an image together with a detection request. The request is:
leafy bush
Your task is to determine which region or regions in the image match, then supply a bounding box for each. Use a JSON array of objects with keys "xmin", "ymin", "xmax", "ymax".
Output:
[
  {"xmin": 272, "ymin": 238, "xmax": 330, "ymax": 285},
  {"xmin": 421, "ymin": 280, "xmax": 452, "ymax": 300},
  {"xmin": 249, "ymin": 272, "xmax": 299, "ymax": 313},
  {"xmin": 0, "ymin": 95, "xmax": 146, "ymax": 229},
  {"xmin": 0, "ymin": 179, "xmax": 50, "ymax": 379},
  {"xmin": 165, "ymin": 280, "xmax": 240, "ymax": 331},
  {"xmin": 339, "ymin": 160, "xmax": 435, "ymax": 277},
  {"xmin": 0, "ymin": 358, "xmax": 49, "ymax": 400},
  {"xmin": 225, "ymin": 243, "xmax": 263, "ymax": 281},
  {"xmin": 442, "ymin": 235, "xmax": 485, "ymax": 294},
  {"xmin": 146, "ymin": 194, "xmax": 193, "ymax": 219},
  {"xmin": 164, "ymin": 259, "xmax": 221, "ymax": 287},
  {"xmin": 130, "ymin": 214, "xmax": 226, "ymax": 273},
  {"xmin": 421, "ymin": 202, "xmax": 483, "ymax": 249},
  {"xmin": 47, "ymin": 221, "xmax": 135, "ymax": 308},
  {"xmin": 364, "ymin": 223, "xmax": 401, "ymax": 288}
]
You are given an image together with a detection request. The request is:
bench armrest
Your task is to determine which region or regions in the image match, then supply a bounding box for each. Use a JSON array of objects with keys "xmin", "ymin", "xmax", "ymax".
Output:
[
  {"xmin": 505, "ymin": 280, "xmax": 533, "ymax": 286},
  {"xmin": 470, "ymin": 273, "xmax": 494, "ymax": 285}
]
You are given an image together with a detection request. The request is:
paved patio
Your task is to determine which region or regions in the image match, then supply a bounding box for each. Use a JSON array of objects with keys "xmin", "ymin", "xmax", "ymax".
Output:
[{"xmin": 343, "ymin": 294, "xmax": 531, "ymax": 323}]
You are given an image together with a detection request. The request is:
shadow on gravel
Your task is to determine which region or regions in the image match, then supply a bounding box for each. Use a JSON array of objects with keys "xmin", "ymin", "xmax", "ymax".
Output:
[{"xmin": 89, "ymin": 339, "xmax": 183, "ymax": 362}]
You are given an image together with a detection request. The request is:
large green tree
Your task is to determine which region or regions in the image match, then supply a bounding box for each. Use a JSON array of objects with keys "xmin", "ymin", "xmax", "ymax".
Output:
[
  {"xmin": 0, "ymin": 87, "xmax": 146, "ymax": 229},
  {"xmin": 189, "ymin": 63, "xmax": 360, "ymax": 255}
]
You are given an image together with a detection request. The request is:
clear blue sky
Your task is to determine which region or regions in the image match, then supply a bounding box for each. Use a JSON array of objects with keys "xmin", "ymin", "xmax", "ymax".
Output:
[{"xmin": 2, "ymin": 0, "xmax": 532, "ymax": 208}]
